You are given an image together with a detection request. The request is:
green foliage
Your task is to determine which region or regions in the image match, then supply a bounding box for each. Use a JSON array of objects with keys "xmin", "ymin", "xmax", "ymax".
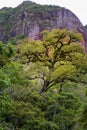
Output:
[
  {"xmin": 15, "ymin": 29, "xmax": 87, "ymax": 93},
  {"xmin": 0, "ymin": 93, "xmax": 13, "ymax": 114},
  {"xmin": 0, "ymin": 42, "xmax": 14, "ymax": 66},
  {"xmin": 0, "ymin": 124, "xmax": 5, "ymax": 130},
  {"xmin": 0, "ymin": 41, "xmax": 25, "ymax": 91},
  {"xmin": 2, "ymin": 85, "xmax": 82, "ymax": 130},
  {"xmin": 8, "ymin": 34, "xmax": 26, "ymax": 45},
  {"xmin": 0, "ymin": 42, "xmax": 14, "ymax": 90},
  {"xmin": 0, "ymin": 69, "xmax": 11, "ymax": 89},
  {"xmin": 0, "ymin": 29, "xmax": 87, "ymax": 130},
  {"xmin": 19, "ymin": 1, "xmax": 61, "ymax": 14},
  {"xmin": 2, "ymin": 62, "xmax": 23, "ymax": 85},
  {"xmin": 0, "ymin": 93, "xmax": 13, "ymax": 130},
  {"xmin": 0, "ymin": 62, "xmax": 24, "ymax": 93},
  {"xmin": 0, "ymin": 81, "xmax": 86, "ymax": 130},
  {"xmin": 80, "ymin": 103, "xmax": 87, "ymax": 129}
]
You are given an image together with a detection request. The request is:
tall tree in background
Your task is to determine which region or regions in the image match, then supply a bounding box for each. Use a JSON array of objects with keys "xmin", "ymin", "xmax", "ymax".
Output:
[{"xmin": 15, "ymin": 29, "xmax": 87, "ymax": 93}]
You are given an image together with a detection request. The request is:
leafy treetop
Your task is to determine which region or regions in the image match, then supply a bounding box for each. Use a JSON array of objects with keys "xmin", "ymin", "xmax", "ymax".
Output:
[{"xmin": 15, "ymin": 29, "xmax": 87, "ymax": 93}]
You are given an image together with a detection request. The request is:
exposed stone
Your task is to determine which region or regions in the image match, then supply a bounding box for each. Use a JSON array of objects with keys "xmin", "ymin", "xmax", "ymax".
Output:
[{"xmin": 0, "ymin": 1, "xmax": 87, "ymax": 51}]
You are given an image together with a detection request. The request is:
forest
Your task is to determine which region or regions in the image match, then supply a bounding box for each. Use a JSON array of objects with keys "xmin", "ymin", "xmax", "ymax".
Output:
[{"xmin": 0, "ymin": 29, "xmax": 87, "ymax": 130}]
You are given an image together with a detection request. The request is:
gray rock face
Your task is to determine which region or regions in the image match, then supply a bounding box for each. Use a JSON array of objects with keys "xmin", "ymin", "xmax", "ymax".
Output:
[
  {"xmin": 55, "ymin": 8, "xmax": 87, "ymax": 51},
  {"xmin": 0, "ymin": 3, "xmax": 87, "ymax": 51},
  {"xmin": 0, "ymin": 27, "xmax": 3, "ymax": 41}
]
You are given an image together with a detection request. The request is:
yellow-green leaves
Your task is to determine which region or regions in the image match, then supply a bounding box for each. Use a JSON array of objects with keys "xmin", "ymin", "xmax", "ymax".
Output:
[
  {"xmin": 15, "ymin": 29, "xmax": 87, "ymax": 93},
  {"xmin": 51, "ymin": 63, "xmax": 75, "ymax": 82}
]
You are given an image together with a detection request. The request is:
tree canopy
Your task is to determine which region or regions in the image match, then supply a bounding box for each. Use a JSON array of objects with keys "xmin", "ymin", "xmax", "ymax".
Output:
[
  {"xmin": 15, "ymin": 29, "xmax": 87, "ymax": 93},
  {"xmin": 0, "ymin": 29, "xmax": 87, "ymax": 130}
]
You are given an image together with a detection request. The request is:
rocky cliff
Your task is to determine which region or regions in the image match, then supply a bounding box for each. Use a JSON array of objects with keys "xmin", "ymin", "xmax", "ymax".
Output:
[{"xmin": 0, "ymin": 1, "xmax": 87, "ymax": 51}]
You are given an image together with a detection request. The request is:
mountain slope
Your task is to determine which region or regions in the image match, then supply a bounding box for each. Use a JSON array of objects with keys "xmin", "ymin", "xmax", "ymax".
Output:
[{"xmin": 0, "ymin": 1, "xmax": 87, "ymax": 51}]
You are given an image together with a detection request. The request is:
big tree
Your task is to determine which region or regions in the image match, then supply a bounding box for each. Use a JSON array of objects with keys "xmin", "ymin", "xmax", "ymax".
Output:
[{"xmin": 15, "ymin": 29, "xmax": 87, "ymax": 93}]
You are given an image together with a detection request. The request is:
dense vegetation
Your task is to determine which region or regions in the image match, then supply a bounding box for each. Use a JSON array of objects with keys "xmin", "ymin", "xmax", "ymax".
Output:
[{"xmin": 0, "ymin": 29, "xmax": 87, "ymax": 130}]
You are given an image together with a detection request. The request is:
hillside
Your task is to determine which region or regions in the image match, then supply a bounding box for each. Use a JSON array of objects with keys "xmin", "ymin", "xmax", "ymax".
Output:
[
  {"xmin": 0, "ymin": 1, "xmax": 87, "ymax": 129},
  {"xmin": 0, "ymin": 1, "xmax": 87, "ymax": 51}
]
